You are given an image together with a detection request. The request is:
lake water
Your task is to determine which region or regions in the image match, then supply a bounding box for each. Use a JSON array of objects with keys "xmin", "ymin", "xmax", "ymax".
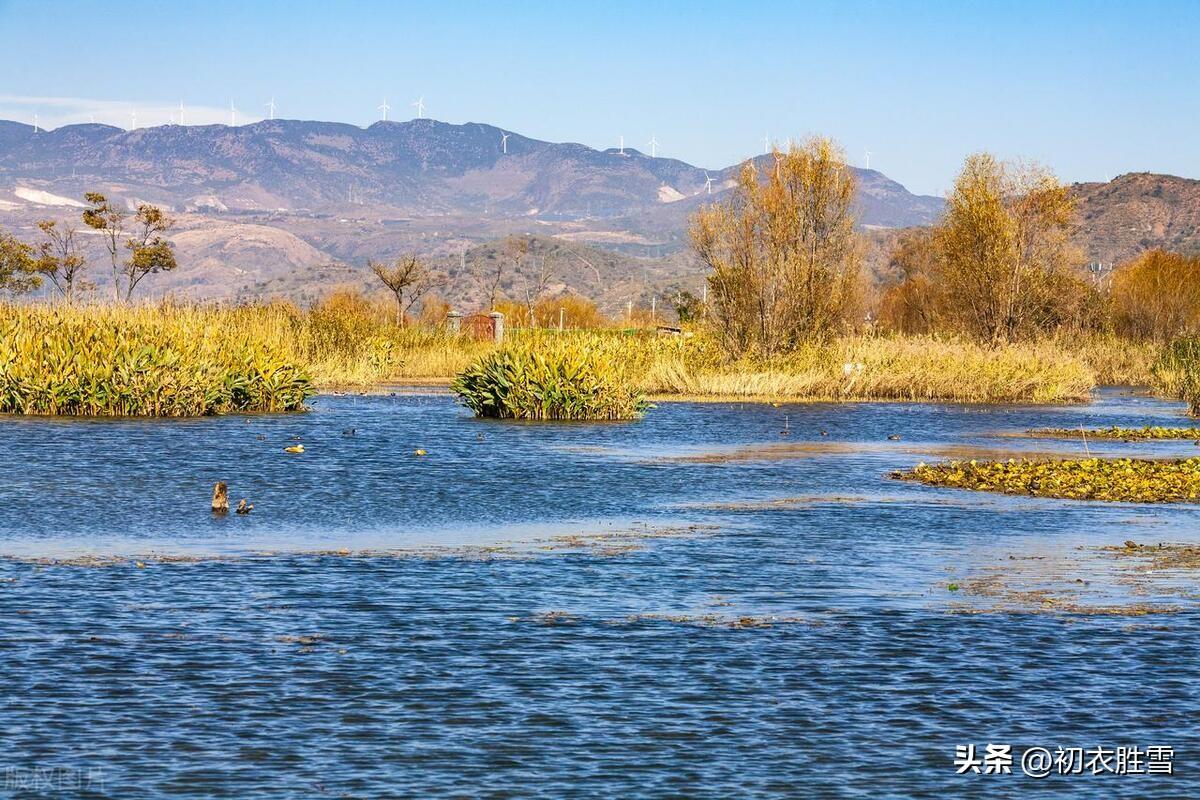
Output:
[{"xmin": 1, "ymin": 390, "xmax": 1198, "ymax": 798}]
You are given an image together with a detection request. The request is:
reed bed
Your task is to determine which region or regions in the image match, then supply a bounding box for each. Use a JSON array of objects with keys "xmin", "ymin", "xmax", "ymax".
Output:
[
  {"xmin": 1057, "ymin": 333, "xmax": 1159, "ymax": 388},
  {"xmin": 1153, "ymin": 338, "xmax": 1200, "ymax": 416},
  {"xmin": 0, "ymin": 297, "xmax": 1176, "ymax": 417},
  {"xmin": 642, "ymin": 335, "xmax": 1095, "ymax": 404},
  {"xmin": 0, "ymin": 303, "xmax": 313, "ymax": 416}
]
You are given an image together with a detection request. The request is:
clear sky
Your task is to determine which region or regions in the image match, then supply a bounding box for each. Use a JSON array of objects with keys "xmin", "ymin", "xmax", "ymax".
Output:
[{"xmin": 0, "ymin": 0, "xmax": 1196, "ymax": 195}]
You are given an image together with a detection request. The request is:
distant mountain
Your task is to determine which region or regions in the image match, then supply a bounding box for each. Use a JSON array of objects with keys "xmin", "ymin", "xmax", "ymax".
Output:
[
  {"xmin": 1071, "ymin": 172, "xmax": 1200, "ymax": 264},
  {"xmin": 0, "ymin": 118, "xmax": 943, "ymax": 227},
  {"xmin": 3, "ymin": 118, "xmax": 1193, "ymax": 307}
]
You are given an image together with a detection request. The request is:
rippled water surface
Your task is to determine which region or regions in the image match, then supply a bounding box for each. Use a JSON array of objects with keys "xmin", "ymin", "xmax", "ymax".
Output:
[{"xmin": 2, "ymin": 389, "xmax": 1199, "ymax": 798}]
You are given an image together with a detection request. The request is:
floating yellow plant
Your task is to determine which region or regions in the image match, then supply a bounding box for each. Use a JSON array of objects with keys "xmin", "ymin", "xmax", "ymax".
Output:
[
  {"xmin": 1028, "ymin": 426, "xmax": 1200, "ymax": 441},
  {"xmin": 894, "ymin": 457, "xmax": 1200, "ymax": 503}
]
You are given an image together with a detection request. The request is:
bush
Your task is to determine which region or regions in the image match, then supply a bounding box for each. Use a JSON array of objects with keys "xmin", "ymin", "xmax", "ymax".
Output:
[{"xmin": 451, "ymin": 336, "xmax": 648, "ymax": 420}]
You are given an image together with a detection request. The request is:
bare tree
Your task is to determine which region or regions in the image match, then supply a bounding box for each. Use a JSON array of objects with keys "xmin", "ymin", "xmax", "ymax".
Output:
[
  {"xmin": 518, "ymin": 251, "xmax": 558, "ymax": 325},
  {"xmin": 35, "ymin": 219, "xmax": 89, "ymax": 302},
  {"xmin": 471, "ymin": 236, "xmax": 529, "ymax": 311},
  {"xmin": 371, "ymin": 255, "xmax": 441, "ymax": 325}
]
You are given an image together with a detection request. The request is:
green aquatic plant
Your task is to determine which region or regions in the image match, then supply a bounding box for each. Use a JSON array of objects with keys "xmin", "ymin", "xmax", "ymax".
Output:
[
  {"xmin": 1028, "ymin": 426, "xmax": 1200, "ymax": 441},
  {"xmin": 894, "ymin": 457, "xmax": 1200, "ymax": 503},
  {"xmin": 451, "ymin": 335, "xmax": 649, "ymax": 420}
]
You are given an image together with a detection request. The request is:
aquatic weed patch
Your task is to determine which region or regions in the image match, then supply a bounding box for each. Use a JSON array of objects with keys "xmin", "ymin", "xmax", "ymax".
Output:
[
  {"xmin": 1028, "ymin": 426, "xmax": 1200, "ymax": 441},
  {"xmin": 1101, "ymin": 540, "xmax": 1200, "ymax": 571},
  {"xmin": 894, "ymin": 457, "xmax": 1200, "ymax": 503}
]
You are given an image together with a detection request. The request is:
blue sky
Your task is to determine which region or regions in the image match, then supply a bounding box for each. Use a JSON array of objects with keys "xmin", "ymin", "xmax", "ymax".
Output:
[{"xmin": 0, "ymin": 0, "xmax": 1196, "ymax": 195}]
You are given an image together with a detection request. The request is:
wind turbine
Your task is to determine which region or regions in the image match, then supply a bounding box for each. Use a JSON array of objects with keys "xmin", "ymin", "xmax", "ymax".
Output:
[
  {"xmin": 130, "ymin": 109, "xmax": 137, "ymax": 131},
  {"xmin": 763, "ymin": 132, "xmax": 770, "ymax": 154},
  {"xmin": 229, "ymin": 100, "xmax": 238, "ymax": 127},
  {"xmin": 618, "ymin": 135, "xmax": 625, "ymax": 156},
  {"xmin": 178, "ymin": 101, "xmax": 185, "ymax": 125},
  {"xmin": 32, "ymin": 113, "xmax": 39, "ymax": 134},
  {"xmin": 863, "ymin": 149, "xmax": 872, "ymax": 169},
  {"xmin": 646, "ymin": 133, "xmax": 659, "ymax": 158},
  {"xmin": 500, "ymin": 131, "xmax": 510, "ymax": 154},
  {"xmin": 378, "ymin": 98, "xmax": 390, "ymax": 121},
  {"xmin": 703, "ymin": 172, "xmax": 714, "ymax": 195},
  {"xmin": 412, "ymin": 96, "xmax": 425, "ymax": 118},
  {"xmin": 265, "ymin": 97, "xmax": 276, "ymax": 120}
]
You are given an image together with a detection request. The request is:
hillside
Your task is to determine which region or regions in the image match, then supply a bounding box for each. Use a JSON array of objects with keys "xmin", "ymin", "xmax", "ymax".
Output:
[{"xmin": 1071, "ymin": 172, "xmax": 1200, "ymax": 264}]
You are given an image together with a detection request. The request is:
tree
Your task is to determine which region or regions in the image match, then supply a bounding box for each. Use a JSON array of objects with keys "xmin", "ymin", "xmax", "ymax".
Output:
[
  {"xmin": 81, "ymin": 192, "xmax": 125, "ymax": 302},
  {"xmin": 671, "ymin": 289, "xmax": 705, "ymax": 324},
  {"xmin": 690, "ymin": 137, "xmax": 860, "ymax": 357},
  {"xmin": 122, "ymin": 204, "xmax": 177, "ymax": 301},
  {"xmin": 517, "ymin": 250, "xmax": 558, "ymax": 324},
  {"xmin": 0, "ymin": 230, "xmax": 41, "ymax": 295},
  {"xmin": 931, "ymin": 154, "xmax": 1080, "ymax": 344},
  {"xmin": 1110, "ymin": 250, "xmax": 1200, "ymax": 340},
  {"xmin": 878, "ymin": 228, "xmax": 941, "ymax": 334},
  {"xmin": 472, "ymin": 236, "xmax": 528, "ymax": 312},
  {"xmin": 370, "ymin": 255, "xmax": 440, "ymax": 325},
  {"xmin": 35, "ymin": 219, "xmax": 89, "ymax": 302}
]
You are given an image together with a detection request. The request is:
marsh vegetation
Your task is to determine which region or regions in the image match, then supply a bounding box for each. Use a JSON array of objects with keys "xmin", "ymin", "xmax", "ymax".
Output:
[
  {"xmin": 0, "ymin": 144, "xmax": 1197, "ymax": 420},
  {"xmin": 896, "ymin": 456, "xmax": 1200, "ymax": 503}
]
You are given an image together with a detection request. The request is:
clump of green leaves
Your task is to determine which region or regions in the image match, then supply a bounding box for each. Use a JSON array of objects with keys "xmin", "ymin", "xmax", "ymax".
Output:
[
  {"xmin": 451, "ymin": 335, "xmax": 648, "ymax": 420},
  {"xmin": 894, "ymin": 457, "xmax": 1200, "ymax": 503}
]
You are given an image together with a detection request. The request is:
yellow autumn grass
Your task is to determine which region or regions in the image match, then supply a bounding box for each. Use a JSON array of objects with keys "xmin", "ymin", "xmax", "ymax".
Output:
[
  {"xmin": 0, "ymin": 296, "xmax": 1167, "ymax": 410},
  {"xmin": 642, "ymin": 335, "xmax": 1095, "ymax": 403}
]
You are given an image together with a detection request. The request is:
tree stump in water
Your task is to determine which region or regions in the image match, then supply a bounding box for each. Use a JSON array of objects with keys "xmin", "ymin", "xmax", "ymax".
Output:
[{"xmin": 212, "ymin": 482, "xmax": 229, "ymax": 515}]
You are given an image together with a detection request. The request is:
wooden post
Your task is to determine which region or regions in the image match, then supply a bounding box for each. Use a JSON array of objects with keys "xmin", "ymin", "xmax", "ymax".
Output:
[
  {"xmin": 489, "ymin": 311, "xmax": 505, "ymax": 343},
  {"xmin": 211, "ymin": 481, "xmax": 229, "ymax": 515}
]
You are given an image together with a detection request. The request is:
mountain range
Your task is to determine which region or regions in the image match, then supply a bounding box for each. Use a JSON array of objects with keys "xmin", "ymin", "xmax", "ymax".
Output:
[
  {"xmin": 0, "ymin": 118, "xmax": 943, "ymax": 226},
  {"xmin": 0, "ymin": 118, "xmax": 1195, "ymax": 308}
]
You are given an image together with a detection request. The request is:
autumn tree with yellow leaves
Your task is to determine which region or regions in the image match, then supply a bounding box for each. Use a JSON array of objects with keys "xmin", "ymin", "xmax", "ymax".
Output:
[
  {"xmin": 879, "ymin": 154, "xmax": 1090, "ymax": 343},
  {"xmin": 690, "ymin": 137, "xmax": 860, "ymax": 357}
]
